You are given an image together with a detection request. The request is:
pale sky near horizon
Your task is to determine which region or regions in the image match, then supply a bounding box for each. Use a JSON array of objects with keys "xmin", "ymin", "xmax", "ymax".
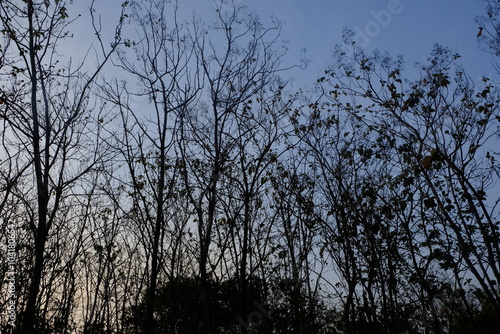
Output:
[{"xmin": 69, "ymin": 0, "xmax": 497, "ymax": 88}]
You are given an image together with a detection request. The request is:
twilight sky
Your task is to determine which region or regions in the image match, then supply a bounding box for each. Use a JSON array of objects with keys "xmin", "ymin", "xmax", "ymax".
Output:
[
  {"xmin": 237, "ymin": 0, "xmax": 496, "ymax": 85},
  {"xmin": 70, "ymin": 0, "xmax": 496, "ymax": 87}
]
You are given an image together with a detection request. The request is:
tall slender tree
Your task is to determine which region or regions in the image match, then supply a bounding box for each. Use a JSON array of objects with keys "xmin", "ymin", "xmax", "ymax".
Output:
[
  {"xmin": 105, "ymin": 1, "xmax": 200, "ymax": 332},
  {"xmin": 176, "ymin": 2, "xmax": 292, "ymax": 331},
  {"xmin": 0, "ymin": 1, "xmax": 124, "ymax": 332}
]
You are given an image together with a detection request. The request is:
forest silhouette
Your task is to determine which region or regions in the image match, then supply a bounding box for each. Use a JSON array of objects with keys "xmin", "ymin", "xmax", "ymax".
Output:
[{"xmin": 0, "ymin": 0, "xmax": 499, "ymax": 333}]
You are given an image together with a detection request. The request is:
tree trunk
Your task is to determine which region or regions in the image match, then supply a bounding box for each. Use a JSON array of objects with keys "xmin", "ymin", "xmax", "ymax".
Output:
[{"xmin": 20, "ymin": 1, "xmax": 48, "ymax": 332}]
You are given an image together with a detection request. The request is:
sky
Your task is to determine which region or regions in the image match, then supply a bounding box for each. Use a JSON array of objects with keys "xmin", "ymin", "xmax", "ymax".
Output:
[
  {"xmin": 240, "ymin": 0, "xmax": 497, "ymax": 85},
  {"xmin": 203, "ymin": 0, "xmax": 492, "ymax": 83},
  {"xmin": 68, "ymin": 0, "xmax": 497, "ymax": 88}
]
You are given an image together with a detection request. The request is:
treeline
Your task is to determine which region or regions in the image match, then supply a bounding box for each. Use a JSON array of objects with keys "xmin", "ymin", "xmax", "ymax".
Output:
[{"xmin": 0, "ymin": 1, "xmax": 499, "ymax": 333}]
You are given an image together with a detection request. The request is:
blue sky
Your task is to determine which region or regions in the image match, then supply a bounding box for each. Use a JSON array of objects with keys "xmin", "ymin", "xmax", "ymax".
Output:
[
  {"xmin": 70, "ymin": 0, "xmax": 496, "ymax": 87},
  {"xmin": 237, "ymin": 0, "xmax": 495, "ymax": 85}
]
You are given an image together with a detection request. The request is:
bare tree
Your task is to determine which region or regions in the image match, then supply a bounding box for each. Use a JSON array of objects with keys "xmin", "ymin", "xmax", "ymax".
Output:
[
  {"xmin": 102, "ymin": 1, "xmax": 201, "ymax": 332},
  {"xmin": 0, "ymin": 1, "xmax": 124, "ymax": 332},
  {"xmin": 175, "ymin": 2, "xmax": 293, "ymax": 331}
]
